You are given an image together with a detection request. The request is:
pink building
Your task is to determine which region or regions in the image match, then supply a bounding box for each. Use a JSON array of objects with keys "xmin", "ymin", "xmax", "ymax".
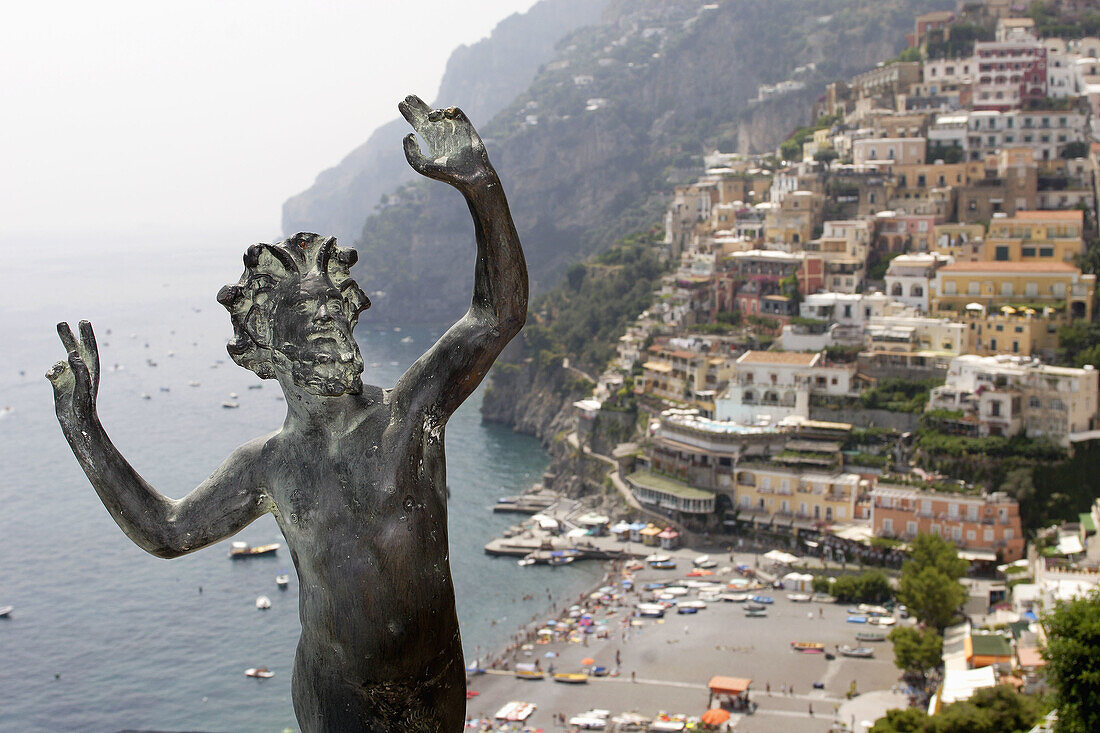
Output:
[{"xmin": 974, "ymin": 39, "xmax": 1047, "ymax": 111}]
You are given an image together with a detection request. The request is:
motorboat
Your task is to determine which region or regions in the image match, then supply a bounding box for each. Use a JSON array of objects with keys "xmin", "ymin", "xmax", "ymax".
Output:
[
  {"xmin": 636, "ymin": 603, "xmax": 665, "ymax": 618},
  {"xmin": 856, "ymin": 631, "xmax": 888, "ymax": 642},
  {"xmin": 839, "ymin": 645, "xmax": 875, "ymax": 658},
  {"xmin": 649, "ymin": 560, "xmax": 677, "ymax": 570},
  {"xmin": 868, "ymin": 615, "xmax": 896, "ymax": 626},
  {"xmin": 676, "ymin": 605, "xmax": 698, "ymax": 614},
  {"xmin": 692, "ymin": 555, "xmax": 717, "ymax": 569},
  {"xmin": 787, "ymin": 593, "xmax": 812, "ymax": 602},
  {"xmin": 790, "ymin": 641, "xmax": 826, "ymax": 653},
  {"xmin": 275, "ymin": 573, "xmax": 290, "ymax": 588},
  {"xmin": 744, "ymin": 608, "xmax": 767, "ymax": 617},
  {"xmin": 750, "ymin": 595, "xmax": 774, "ymax": 604},
  {"xmin": 229, "ymin": 541, "xmax": 279, "ymax": 558},
  {"xmin": 517, "ymin": 556, "xmax": 536, "ymax": 567},
  {"xmin": 645, "ymin": 554, "xmax": 670, "ymax": 564},
  {"xmin": 221, "ymin": 401, "xmax": 240, "ymax": 409},
  {"xmin": 846, "ymin": 615, "xmax": 868, "ymax": 624},
  {"xmin": 720, "ymin": 592, "xmax": 749, "ymax": 603},
  {"xmin": 569, "ymin": 709, "xmax": 609, "ymax": 729},
  {"xmin": 552, "ymin": 672, "xmax": 589, "ymax": 684},
  {"xmin": 244, "ymin": 667, "xmax": 274, "ymax": 678},
  {"xmin": 0, "ymin": 605, "xmax": 12, "ymax": 618},
  {"xmin": 678, "ymin": 600, "xmax": 706, "ymax": 610},
  {"xmin": 745, "ymin": 603, "xmax": 766, "ymax": 611},
  {"xmin": 256, "ymin": 596, "xmax": 271, "ymax": 610}
]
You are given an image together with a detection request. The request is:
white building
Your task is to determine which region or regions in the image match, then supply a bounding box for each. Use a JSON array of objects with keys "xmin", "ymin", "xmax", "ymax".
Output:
[
  {"xmin": 885, "ymin": 253, "xmax": 954, "ymax": 312},
  {"xmin": 715, "ymin": 351, "xmax": 857, "ymax": 424},
  {"xmin": 928, "ymin": 354, "xmax": 1100, "ymax": 445}
]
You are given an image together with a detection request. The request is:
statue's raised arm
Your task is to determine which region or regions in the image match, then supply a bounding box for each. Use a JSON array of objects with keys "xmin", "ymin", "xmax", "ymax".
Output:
[
  {"xmin": 391, "ymin": 95, "xmax": 528, "ymax": 420},
  {"xmin": 46, "ymin": 321, "xmax": 270, "ymax": 558}
]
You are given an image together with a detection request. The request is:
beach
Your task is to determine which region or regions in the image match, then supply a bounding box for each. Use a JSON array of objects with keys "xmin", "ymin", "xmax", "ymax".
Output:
[{"xmin": 466, "ymin": 543, "xmax": 908, "ymax": 732}]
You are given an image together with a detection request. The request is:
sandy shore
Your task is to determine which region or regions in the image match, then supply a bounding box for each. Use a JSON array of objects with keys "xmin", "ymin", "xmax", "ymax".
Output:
[{"xmin": 465, "ymin": 546, "xmax": 909, "ymax": 732}]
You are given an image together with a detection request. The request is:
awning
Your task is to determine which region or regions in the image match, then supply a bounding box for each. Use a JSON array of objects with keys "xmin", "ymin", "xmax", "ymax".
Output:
[
  {"xmin": 658, "ymin": 529, "xmax": 680, "ymax": 539},
  {"xmin": 708, "ymin": 675, "xmax": 752, "ymax": 695},
  {"xmin": 763, "ymin": 550, "xmax": 799, "ymax": 565},
  {"xmin": 958, "ymin": 549, "xmax": 998, "ymax": 562},
  {"xmin": 1056, "ymin": 534, "xmax": 1085, "ymax": 555},
  {"xmin": 640, "ymin": 526, "xmax": 662, "ymax": 536}
]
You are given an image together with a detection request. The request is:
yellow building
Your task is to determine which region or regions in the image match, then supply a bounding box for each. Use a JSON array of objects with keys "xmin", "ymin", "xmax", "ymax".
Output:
[
  {"xmin": 732, "ymin": 465, "xmax": 859, "ymax": 524},
  {"xmin": 932, "ymin": 261, "xmax": 1095, "ymax": 321},
  {"xmin": 983, "ymin": 210, "xmax": 1085, "ymax": 264},
  {"xmin": 956, "ymin": 309, "xmax": 1061, "ymax": 357}
]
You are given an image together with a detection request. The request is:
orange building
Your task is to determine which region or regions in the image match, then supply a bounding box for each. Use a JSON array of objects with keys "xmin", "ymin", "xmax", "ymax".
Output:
[{"xmin": 870, "ymin": 485, "xmax": 1025, "ymax": 562}]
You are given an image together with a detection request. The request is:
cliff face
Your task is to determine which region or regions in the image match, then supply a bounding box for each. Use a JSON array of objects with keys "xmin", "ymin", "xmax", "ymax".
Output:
[
  {"xmin": 481, "ymin": 356, "xmax": 588, "ymax": 443},
  {"xmin": 344, "ymin": 0, "xmax": 952, "ymax": 326},
  {"xmin": 281, "ymin": 0, "xmax": 608, "ymax": 244}
]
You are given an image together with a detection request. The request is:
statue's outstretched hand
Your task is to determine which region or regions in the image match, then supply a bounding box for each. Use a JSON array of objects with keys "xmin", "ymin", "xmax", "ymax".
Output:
[
  {"xmin": 46, "ymin": 320, "xmax": 100, "ymax": 426},
  {"xmin": 400, "ymin": 95, "xmax": 496, "ymax": 193}
]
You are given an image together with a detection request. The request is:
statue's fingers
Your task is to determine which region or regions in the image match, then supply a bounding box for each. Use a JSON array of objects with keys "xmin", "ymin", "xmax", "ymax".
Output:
[
  {"xmin": 443, "ymin": 107, "xmax": 470, "ymax": 124},
  {"xmin": 45, "ymin": 360, "xmax": 68, "ymax": 385},
  {"xmin": 403, "ymin": 134, "xmax": 442, "ymax": 178},
  {"xmin": 67, "ymin": 350, "xmax": 92, "ymax": 397},
  {"xmin": 399, "ymin": 95, "xmax": 431, "ymax": 128},
  {"xmin": 57, "ymin": 322, "xmax": 79, "ymax": 354},
  {"xmin": 78, "ymin": 320, "xmax": 100, "ymax": 388}
]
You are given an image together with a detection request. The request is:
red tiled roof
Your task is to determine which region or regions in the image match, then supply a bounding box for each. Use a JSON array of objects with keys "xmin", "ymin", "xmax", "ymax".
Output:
[
  {"xmin": 1011, "ymin": 210, "xmax": 1083, "ymax": 222},
  {"xmin": 737, "ymin": 350, "xmax": 819, "ymax": 365}
]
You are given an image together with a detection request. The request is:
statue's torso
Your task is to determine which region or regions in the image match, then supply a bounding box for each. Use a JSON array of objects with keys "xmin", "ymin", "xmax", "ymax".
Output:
[{"xmin": 260, "ymin": 389, "xmax": 462, "ymax": 711}]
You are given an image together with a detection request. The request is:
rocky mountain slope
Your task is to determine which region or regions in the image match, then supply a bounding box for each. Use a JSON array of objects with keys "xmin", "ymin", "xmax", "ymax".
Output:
[
  {"xmin": 324, "ymin": 0, "xmax": 952, "ymax": 327},
  {"xmin": 282, "ymin": 0, "xmax": 607, "ymax": 243}
]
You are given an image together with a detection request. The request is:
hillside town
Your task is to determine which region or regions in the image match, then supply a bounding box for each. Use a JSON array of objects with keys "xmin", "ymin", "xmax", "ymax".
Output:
[{"xmin": 530, "ymin": 2, "xmax": 1100, "ymax": 730}]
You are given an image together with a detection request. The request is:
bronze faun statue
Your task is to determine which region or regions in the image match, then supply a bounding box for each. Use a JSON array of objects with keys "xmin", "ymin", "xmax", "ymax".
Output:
[{"xmin": 47, "ymin": 96, "xmax": 527, "ymax": 732}]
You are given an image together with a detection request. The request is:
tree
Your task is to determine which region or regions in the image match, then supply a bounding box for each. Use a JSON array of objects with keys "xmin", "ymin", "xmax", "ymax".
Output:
[
  {"xmin": 889, "ymin": 626, "xmax": 943, "ymax": 687},
  {"xmin": 896, "ymin": 534, "xmax": 967, "ymax": 630},
  {"xmin": 869, "ymin": 685, "xmax": 1043, "ymax": 733},
  {"xmin": 1042, "ymin": 588, "xmax": 1100, "ymax": 733},
  {"xmin": 831, "ymin": 570, "xmax": 893, "ymax": 603}
]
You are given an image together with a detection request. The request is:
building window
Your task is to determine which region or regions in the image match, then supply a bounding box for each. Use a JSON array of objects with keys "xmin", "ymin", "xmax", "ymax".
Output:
[
  {"xmin": 907, "ymin": 521, "xmax": 917, "ymax": 535},
  {"xmin": 984, "ymin": 529, "xmax": 994, "ymax": 541},
  {"xmin": 969, "ymin": 282, "xmax": 980, "ymax": 295},
  {"xmin": 1005, "ymin": 528, "xmax": 1014, "ymax": 541},
  {"xmin": 1022, "ymin": 247, "xmax": 1035, "ymax": 257},
  {"xmin": 883, "ymin": 518, "xmax": 893, "ymax": 534},
  {"xmin": 967, "ymin": 529, "xmax": 976, "ymax": 540}
]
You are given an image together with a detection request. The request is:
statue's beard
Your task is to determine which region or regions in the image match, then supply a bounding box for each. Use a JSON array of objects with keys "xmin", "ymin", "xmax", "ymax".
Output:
[{"xmin": 274, "ymin": 331, "xmax": 364, "ymax": 397}]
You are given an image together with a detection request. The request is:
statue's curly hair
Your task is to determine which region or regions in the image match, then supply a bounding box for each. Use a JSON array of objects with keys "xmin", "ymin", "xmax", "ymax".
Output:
[{"xmin": 217, "ymin": 232, "xmax": 370, "ymax": 379}]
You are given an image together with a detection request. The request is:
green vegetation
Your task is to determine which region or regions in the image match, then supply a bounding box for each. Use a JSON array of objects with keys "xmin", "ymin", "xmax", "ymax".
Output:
[
  {"xmin": 778, "ymin": 114, "xmax": 840, "ymax": 162},
  {"xmin": 1042, "ymin": 589, "xmax": 1100, "ymax": 732},
  {"xmin": 869, "ymin": 685, "xmax": 1044, "ymax": 733},
  {"xmin": 925, "ymin": 21, "xmax": 994, "ymax": 59},
  {"xmin": 887, "ymin": 626, "xmax": 942, "ymax": 689},
  {"xmin": 927, "ymin": 142, "xmax": 965, "ymax": 164},
  {"xmin": 1056, "ymin": 322, "xmax": 1100, "ymax": 368},
  {"xmin": 896, "ymin": 534, "xmax": 967, "ymax": 631},
  {"xmin": 518, "ymin": 231, "xmax": 665, "ymax": 375},
  {"xmin": 859, "ymin": 377, "xmax": 941, "ymax": 413},
  {"xmin": 1028, "ymin": 1, "xmax": 1100, "ymax": 39},
  {"xmin": 829, "ymin": 570, "xmax": 892, "ymax": 603},
  {"xmin": 812, "ymin": 575, "xmax": 831, "ymax": 594}
]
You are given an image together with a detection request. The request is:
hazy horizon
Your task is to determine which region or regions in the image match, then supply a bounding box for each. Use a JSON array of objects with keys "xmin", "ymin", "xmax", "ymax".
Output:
[{"xmin": 1, "ymin": 1, "xmax": 540, "ymax": 246}]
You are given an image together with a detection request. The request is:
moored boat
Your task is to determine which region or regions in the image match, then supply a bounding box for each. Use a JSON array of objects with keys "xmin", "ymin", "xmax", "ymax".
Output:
[
  {"xmin": 552, "ymin": 672, "xmax": 589, "ymax": 684},
  {"xmin": 787, "ymin": 593, "xmax": 812, "ymax": 602},
  {"xmin": 514, "ymin": 663, "xmax": 545, "ymax": 680},
  {"xmin": 244, "ymin": 667, "xmax": 274, "ymax": 678},
  {"xmin": 790, "ymin": 641, "xmax": 826, "ymax": 653},
  {"xmin": 856, "ymin": 631, "xmax": 888, "ymax": 642},
  {"xmin": 255, "ymin": 595, "xmax": 271, "ymax": 610},
  {"xmin": 839, "ymin": 645, "xmax": 875, "ymax": 658},
  {"xmin": 229, "ymin": 541, "xmax": 280, "ymax": 559},
  {"xmin": 744, "ymin": 608, "xmax": 767, "ymax": 617},
  {"xmin": 275, "ymin": 573, "xmax": 289, "ymax": 588},
  {"xmin": 0, "ymin": 605, "xmax": 12, "ymax": 618}
]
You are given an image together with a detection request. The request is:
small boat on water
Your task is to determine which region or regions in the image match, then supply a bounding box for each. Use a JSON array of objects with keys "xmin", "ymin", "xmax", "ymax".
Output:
[
  {"xmin": 229, "ymin": 541, "xmax": 279, "ymax": 559},
  {"xmin": 790, "ymin": 641, "xmax": 826, "ymax": 653},
  {"xmin": 745, "ymin": 603, "xmax": 766, "ymax": 612},
  {"xmin": 744, "ymin": 608, "xmax": 767, "ymax": 617},
  {"xmin": 856, "ymin": 631, "xmax": 888, "ymax": 642},
  {"xmin": 839, "ymin": 645, "xmax": 875, "ymax": 658},
  {"xmin": 846, "ymin": 615, "xmax": 868, "ymax": 624},
  {"xmin": 649, "ymin": 560, "xmax": 677, "ymax": 570},
  {"xmin": 552, "ymin": 672, "xmax": 589, "ymax": 684},
  {"xmin": 868, "ymin": 615, "xmax": 896, "ymax": 626},
  {"xmin": 256, "ymin": 596, "xmax": 271, "ymax": 610},
  {"xmin": 276, "ymin": 573, "xmax": 290, "ymax": 589},
  {"xmin": 787, "ymin": 593, "xmax": 812, "ymax": 602},
  {"xmin": 245, "ymin": 667, "xmax": 274, "ymax": 678},
  {"xmin": 0, "ymin": 605, "xmax": 12, "ymax": 618},
  {"xmin": 221, "ymin": 401, "xmax": 240, "ymax": 409},
  {"xmin": 517, "ymin": 556, "xmax": 536, "ymax": 567}
]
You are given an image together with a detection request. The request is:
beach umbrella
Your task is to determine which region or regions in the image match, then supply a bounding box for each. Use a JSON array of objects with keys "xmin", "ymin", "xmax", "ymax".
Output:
[
  {"xmin": 580, "ymin": 657, "xmax": 595, "ymax": 666},
  {"xmin": 700, "ymin": 708, "xmax": 730, "ymax": 725}
]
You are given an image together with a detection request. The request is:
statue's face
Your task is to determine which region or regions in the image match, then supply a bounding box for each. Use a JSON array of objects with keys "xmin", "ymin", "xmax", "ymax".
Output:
[{"xmin": 270, "ymin": 274, "xmax": 364, "ymax": 397}]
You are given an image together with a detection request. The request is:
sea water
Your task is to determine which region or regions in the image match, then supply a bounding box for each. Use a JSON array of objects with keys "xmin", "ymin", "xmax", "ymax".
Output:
[{"xmin": 0, "ymin": 234, "xmax": 600, "ymax": 731}]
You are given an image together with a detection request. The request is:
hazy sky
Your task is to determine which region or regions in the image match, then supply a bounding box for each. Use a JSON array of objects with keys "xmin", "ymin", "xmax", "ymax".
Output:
[{"xmin": 1, "ymin": 0, "xmax": 539, "ymax": 243}]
